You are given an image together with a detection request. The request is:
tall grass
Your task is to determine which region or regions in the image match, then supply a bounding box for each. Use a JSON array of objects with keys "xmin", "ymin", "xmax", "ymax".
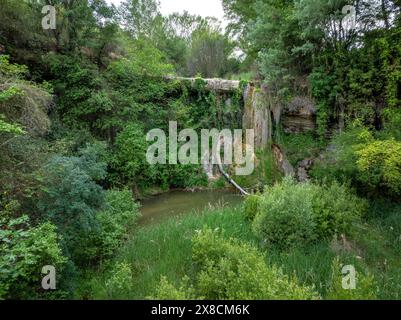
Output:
[
  {"xmin": 77, "ymin": 199, "xmax": 401, "ymax": 300},
  {"xmin": 77, "ymin": 204, "xmax": 256, "ymax": 299},
  {"xmin": 354, "ymin": 201, "xmax": 401, "ymax": 299}
]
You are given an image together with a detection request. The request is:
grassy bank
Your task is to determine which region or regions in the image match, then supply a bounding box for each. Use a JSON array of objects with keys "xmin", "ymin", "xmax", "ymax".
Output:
[
  {"xmin": 77, "ymin": 204, "xmax": 255, "ymax": 299},
  {"xmin": 77, "ymin": 196, "xmax": 401, "ymax": 300}
]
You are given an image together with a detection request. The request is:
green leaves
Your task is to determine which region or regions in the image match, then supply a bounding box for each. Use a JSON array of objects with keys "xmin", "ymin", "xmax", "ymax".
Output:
[
  {"xmin": 0, "ymin": 114, "xmax": 25, "ymax": 135},
  {"xmin": 251, "ymin": 178, "xmax": 366, "ymax": 249},
  {"xmin": 112, "ymin": 123, "xmax": 147, "ymax": 185},
  {"xmin": 37, "ymin": 143, "xmax": 107, "ymax": 265},
  {"xmin": 0, "ymin": 55, "xmax": 28, "ymax": 78},
  {"xmin": 0, "ymin": 213, "xmax": 65, "ymax": 299},
  {"xmin": 356, "ymin": 139, "xmax": 401, "ymax": 198},
  {"xmin": 153, "ymin": 228, "xmax": 319, "ymax": 300}
]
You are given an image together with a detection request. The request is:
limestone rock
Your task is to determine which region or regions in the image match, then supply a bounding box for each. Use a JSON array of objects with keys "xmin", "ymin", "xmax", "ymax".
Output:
[
  {"xmin": 242, "ymin": 84, "xmax": 272, "ymax": 149},
  {"xmin": 282, "ymin": 96, "xmax": 316, "ymax": 133}
]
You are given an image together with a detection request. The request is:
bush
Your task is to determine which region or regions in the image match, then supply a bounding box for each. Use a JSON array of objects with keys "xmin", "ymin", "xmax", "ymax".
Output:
[
  {"xmin": 83, "ymin": 189, "xmax": 141, "ymax": 263},
  {"xmin": 310, "ymin": 125, "xmax": 401, "ymax": 199},
  {"xmin": 326, "ymin": 258, "xmax": 377, "ymax": 300},
  {"xmin": 152, "ymin": 276, "xmax": 196, "ymax": 300},
  {"xmin": 153, "ymin": 228, "xmax": 319, "ymax": 300},
  {"xmin": 37, "ymin": 142, "xmax": 107, "ymax": 266},
  {"xmin": 111, "ymin": 123, "xmax": 149, "ymax": 190},
  {"xmin": 356, "ymin": 139, "xmax": 401, "ymax": 198},
  {"xmin": 105, "ymin": 262, "xmax": 134, "ymax": 299},
  {"xmin": 243, "ymin": 194, "xmax": 261, "ymax": 221},
  {"xmin": 309, "ymin": 125, "xmax": 372, "ymax": 184},
  {"xmin": 252, "ymin": 179, "xmax": 366, "ymax": 249},
  {"xmin": 0, "ymin": 215, "xmax": 66, "ymax": 299},
  {"xmin": 311, "ymin": 182, "xmax": 367, "ymax": 239},
  {"xmin": 252, "ymin": 179, "xmax": 317, "ymax": 249},
  {"xmin": 167, "ymin": 164, "xmax": 208, "ymax": 189}
]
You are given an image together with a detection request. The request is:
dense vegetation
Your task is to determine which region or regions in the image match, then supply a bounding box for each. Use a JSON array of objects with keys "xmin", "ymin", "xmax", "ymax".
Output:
[{"xmin": 1, "ymin": 0, "xmax": 400, "ymax": 300}]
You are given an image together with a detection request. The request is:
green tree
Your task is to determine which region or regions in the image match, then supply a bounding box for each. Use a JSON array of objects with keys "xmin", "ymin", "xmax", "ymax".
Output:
[
  {"xmin": 111, "ymin": 123, "xmax": 149, "ymax": 194},
  {"xmin": 37, "ymin": 143, "xmax": 107, "ymax": 263},
  {"xmin": 187, "ymin": 28, "xmax": 238, "ymax": 78}
]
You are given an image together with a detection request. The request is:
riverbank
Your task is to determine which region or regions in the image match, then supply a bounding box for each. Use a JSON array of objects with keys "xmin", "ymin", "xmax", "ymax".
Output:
[
  {"xmin": 76, "ymin": 204, "xmax": 250, "ymax": 299},
  {"xmin": 139, "ymin": 189, "xmax": 243, "ymax": 225},
  {"xmin": 136, "ymin": 177, "xmax": 233, "ymax": 200},
  {"xmin": 75, "ymin": 191, "xmax": 401, "ymax": 300}
]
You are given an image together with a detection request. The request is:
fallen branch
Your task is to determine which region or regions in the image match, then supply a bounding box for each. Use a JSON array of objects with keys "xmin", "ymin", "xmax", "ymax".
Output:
[{"xmin": 215, "ymin": 138, "xmax": 250, "ymax": 196}]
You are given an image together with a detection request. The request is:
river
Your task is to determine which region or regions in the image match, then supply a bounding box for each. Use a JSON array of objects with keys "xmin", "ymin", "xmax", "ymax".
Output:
[{"xmin": 139, "ymin": 189, "xmax": 243, "ymax": 225}]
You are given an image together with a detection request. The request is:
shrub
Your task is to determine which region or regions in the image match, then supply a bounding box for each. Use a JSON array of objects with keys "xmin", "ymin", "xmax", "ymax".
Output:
[
  {"xmin": 311, "ymin": 182, "xmax": 367, "ymax": 239},
  {"xmin": 168, "ymin": 164, "xmax": 208, "ymax": 189},
  {"xmin": 153, "ymin": 228, "xmax": 319, "ymax": 300},
  {"xmin": 151, "ymin": 276, "xmax": 196, "ymax": 300},
  {"xmin": 37, "ymin": 142, "xmax": 107, "ymax": 266},
  {"xmin": 193, "ymin": 229, "xmax": 319, "ymax": 300},
  {"xmin": 105, "ymin": 262, "xmax": 134, "ymax": 299},
  {"xmin": 0, "ymin": 215, "xmax": 66, "ymax": 299},
  {"xmin": 356, "ymin": 139, "xmax": 401, "ymax": 198},
  {"xmin": 309, "ymin": 125, "xmax": 372, "ymax": 184},
  {"xmin": 326, "ymin": 258, "xmax": 377, "ymax": 300},
  {"xmin": 85, "ymin": 189, "xmax": 141, "ymax": 263},
  {"xmin": 310, "ymin": 125, "xmax": 401, "ymax": 199},
  {"xmin": 252, "ymin": 179, "xmax": 366, "ymax": 249},
  {"xmin": 243, "ymin": 194, "xmax": 261, "ymax": 221},
  {"xmin": 111, "ymin": 123, "xmax": 149, "ymax": 190},
  {"xmin": 252, "ymin": 179, "xmax": 317, "ymax": 249}
]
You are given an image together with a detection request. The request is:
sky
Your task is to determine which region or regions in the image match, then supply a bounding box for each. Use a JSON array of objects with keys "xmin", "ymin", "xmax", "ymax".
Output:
[{"xmin": 106, "ymin": 0, "xmax": 227, "ymax": 26}]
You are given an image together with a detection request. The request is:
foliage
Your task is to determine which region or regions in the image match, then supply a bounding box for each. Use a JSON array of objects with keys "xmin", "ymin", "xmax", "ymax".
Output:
[
  {"xmin": 151, "ymin": 276, "xmax": 195, "ymax": 300},
  {"xmin": 223, "ymin": 0, "xmax": 401, "ymax": 134},
  {"xmin": 1, "ymin": 0, "xmax": 400, "ymax": 301},
  {"xmin": 311, "ymin": 182, "xmax": 367, "ymax": 240},
  {"xmin": 252, "ymin": 178, "xmax": 366, "ymax": 249},
  {"xmin": 326, "ymin": 258, "xmax": 377, "ymax": 300},
  {"xmin": 243, "ymin": 194, "xmax": 261, "ymax": 221},
  {"xmin": 105, "ymin": 262, "xmax": 134, "ymax": 299},
  {"xmin": 187, "ymin": 28, "xmax": 238, "ymax": 78},
  {"xmin": 311, "ymin": 125, "xmax": 401, "ymax": 198},
  {"xmin": 356, "ymin": 139, "xmax": 401, "ymax": 198},
  {"xmin": 167, "ymin": 165, "xmax": 208, "ymax": 189},
  {"xmin": 111, "ymin": 123, "xmax": 148, "ymax": 190},
  {"xmin": 78, "ymin": 205, "xmax": 254, "ymax": 299},
  {"xmin": 78, "ymin": 198, "xmax": 401, "ymax": 300},
  {"xmin": 234, "ymin": 147, "xmax": 283, "ymax": 190},
  {"xmin": 252, "ymin": 178, "xmax": 317, "ymax": 249},
  {"xmin": 0, "ymin": 213, "xmax": 66, "ymax": 299},
  {"xmin": 119, "ymin": 0, "xmax": 160, "ymax": 38},
  {"xmin": 278, "ymin": 131, "xmax": 325, "ymax": 166},
  {"xmin": 153, "ymin": 228, "xmax": 319, "ymax": 300},
  {"xmin": 0, "ymin": 55, "xmax": 28, "ymax": 78},
  {"xmin": 37, "ymin": 143, "xmax": 107, "ymax": 265},
  {"xmin": 356, "ymin": 201, "xmax": 401, "ymax": 299},
  {"xmin": 84, "ymin": 189, "xmax": 141, "ymax": 264},
  {"xmin": 310, "ymin": 125, "xmax": 373, "ymax": 184},
  {"xmin": 0, "ymin": 55, "xmax": 52, "ymax": 136},
  {"xmin": 0, "ymin": 114, "xmax": 24, "ymax": 135}
]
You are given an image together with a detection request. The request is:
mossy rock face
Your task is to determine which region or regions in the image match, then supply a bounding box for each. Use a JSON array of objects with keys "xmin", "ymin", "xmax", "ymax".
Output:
[
  {"xmin": 282, "ymin": 96, "xmax": 316, "ymax": 133},
  {"xmin": 242, "ymin": 83, "xmax": 272, "ymax": 148},
  {"xmin": 167, "ymin": 76, "xmax": 241, "ymax": 92},
  {"xmin": 281, "ymin": 114, "xmax": 316, "ymax": 133}
]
